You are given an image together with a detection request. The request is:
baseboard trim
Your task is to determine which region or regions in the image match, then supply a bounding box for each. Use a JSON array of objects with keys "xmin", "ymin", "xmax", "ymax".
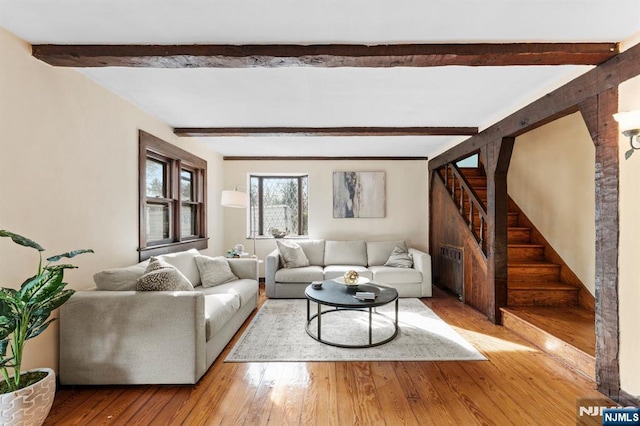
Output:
[{"xmin": 619, "ymin": 388, "xmax": 640, "ymax": 406}]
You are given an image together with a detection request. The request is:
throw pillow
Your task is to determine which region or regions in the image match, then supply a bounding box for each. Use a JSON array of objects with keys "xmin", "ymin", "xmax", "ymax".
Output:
[
  {"xmin": 276, "ymin": 240, "xmax": 310, "ymax": 269},
  {"xmin": 194, "ymin": 255, "xmax": 238, "ymax": 288},
  {"xmin": 136, "ymin": 257, "xmax": 194, "ymax": 291},
  {"xmin": 93, "ymin": 260, "xmax": 149, "ymax": 291},
  {"xmin": 157, "ymin": 248, "xmax": 201, "ymax": 286},
  {"xmin": 384, "ymin": 245, "xmax": 413, "ymax": 268}
]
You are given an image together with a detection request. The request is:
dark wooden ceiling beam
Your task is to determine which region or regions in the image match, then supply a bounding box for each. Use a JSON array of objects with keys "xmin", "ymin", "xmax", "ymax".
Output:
[
  {"xmin": 32, "ymin": 43, "xmax": 618, "ymax": 68},
  {"xmin": 223, "ymin": 156, "xmax": 428, "ymax": 161},
  {"xmin": 429, "ymin": 41, "xmax": 640, "ymax": 170},
  {"xmin": 174, "ymin": 126, "xmax": 478, "ymax": 137}
]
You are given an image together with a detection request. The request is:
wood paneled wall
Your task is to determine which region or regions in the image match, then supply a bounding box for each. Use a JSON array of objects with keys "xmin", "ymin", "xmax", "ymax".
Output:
[{"xmin": 430, "ymin": 173, "xmax": 489, "ymax": 315}]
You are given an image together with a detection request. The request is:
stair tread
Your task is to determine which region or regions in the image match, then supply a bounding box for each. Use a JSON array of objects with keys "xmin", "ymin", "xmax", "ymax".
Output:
[
  {"xmin": 509, "ymin": 281, "xmax": 578, "ymax": 290},
  {"xmin": 508, "ymin": 227, "xmax": 532, "ymax": 230},
  {"xmin": 508, "ymin": 244, "xmax": 545, "ymax": 248}
]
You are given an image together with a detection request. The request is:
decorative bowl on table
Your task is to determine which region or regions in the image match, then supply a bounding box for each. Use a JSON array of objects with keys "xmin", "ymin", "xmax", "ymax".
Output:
[{"xmin": 333, "ymin": 270, "xmax": 369, "ymax": 288}]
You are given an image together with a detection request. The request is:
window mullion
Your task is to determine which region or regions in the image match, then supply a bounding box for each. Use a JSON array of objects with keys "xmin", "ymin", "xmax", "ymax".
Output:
[
  {"xmin": 198, "ymin": 169, "xmax": 204, "ymax": 237},
  {"xmin": 297, "ymin": 177, "xmax": 303, "ymax": 235},
  {"xmin": 172, "ymin": 159, "xmax": 181, "ymax": 241},
  {"xmin": 258, "ymin": 177, "xmax": 264, "ymax": 236}
]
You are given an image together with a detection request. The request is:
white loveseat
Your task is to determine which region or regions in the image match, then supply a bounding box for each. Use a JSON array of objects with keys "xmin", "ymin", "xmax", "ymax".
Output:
[
  {"xmin": 59, "ymin": 249, "xmax": 258, "ymax": 385},
  {"xmin": 265, "ymin": 240, "xmax": 432, "ymax": 298}
]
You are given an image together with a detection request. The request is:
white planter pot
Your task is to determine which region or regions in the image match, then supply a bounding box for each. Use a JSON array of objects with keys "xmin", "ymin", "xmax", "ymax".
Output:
[{"xmin": 0, "ymin": 368, "xmax": 56, "ymax": 426}]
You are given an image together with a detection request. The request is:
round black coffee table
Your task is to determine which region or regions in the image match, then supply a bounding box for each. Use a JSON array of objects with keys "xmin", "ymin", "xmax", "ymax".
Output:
[{"xmin": 304, "ymin": 280, "xmax": 399, "ymax": 348}]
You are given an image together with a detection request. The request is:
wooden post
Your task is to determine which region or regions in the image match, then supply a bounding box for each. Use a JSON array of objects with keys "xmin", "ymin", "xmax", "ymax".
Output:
[
  {"xmin": 482, "ymin": 137, "xmax": 515, "ymax": 324},
  {"xmin": 579, "ymin": 88, "xmax": 621, "ymax": 400}
]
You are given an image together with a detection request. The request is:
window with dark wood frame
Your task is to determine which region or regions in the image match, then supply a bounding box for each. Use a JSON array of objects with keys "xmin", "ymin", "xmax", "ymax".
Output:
[
  {"xmin": 139, "ymin": 130, "xmax": 207, "ymax": 260},
  {"xmin": 249, "ymin": 175, "xmax": 308, "ymax": 237}
]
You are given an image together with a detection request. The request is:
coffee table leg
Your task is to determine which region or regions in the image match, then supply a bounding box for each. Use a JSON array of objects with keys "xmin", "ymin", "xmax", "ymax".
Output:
[
  {"xmin": 395, "ymin": 299, "xmax": 399, "ymax": 327},
  {"xmin": 369, "ymin": 307, "xmax": 373, "ymax": 345},
  {"xmin": 317, "ymin": 302, "xmax": 321, "ymax": 341}
]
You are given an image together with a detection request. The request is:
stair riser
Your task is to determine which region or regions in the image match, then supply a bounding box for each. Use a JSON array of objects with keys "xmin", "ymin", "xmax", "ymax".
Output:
[
  {"xmin": 508, "ymin": 266, "xmax": 560, "ymax": 282},
  {"xmin": 471, "ymin": 188, "xmax": 487, "ymax": 199},
  {"xmin": 463, "ymin": 175, "xmax": 487, "ymax": 185},
  {"xmin": 508, "ymin": 289, "xmax": 578, "ymax": 306},
  {"xmin": 458, "ymin": 168, "xmax": 485, "ymax": 177},
  {"xmin": 508, "ymin": 246, "xmax": 545, "ymax": 262},
  {"xmin": 508, "ymin": 213, "xmax": 519, "ymax": 227},
  {"xmin": 508, "ymin": 230, "xmax": 531, "ymax": 244}
]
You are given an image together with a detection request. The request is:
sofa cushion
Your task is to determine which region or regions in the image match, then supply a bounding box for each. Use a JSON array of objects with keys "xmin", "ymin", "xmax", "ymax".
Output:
[
  {"xmin": 195, "ymin": 255, "xmax": 238, "ymax": 288},
  {"xmin": 323, "ymin": 265, "xmax": 372, "ymax": 281},
  {"xmin": 93, "ymin": 260, "xmax": 149, "ymax": 291},
  {"xmin": 276, "ymin": 240, "xmax": 310, "ymax": 268},
  {"xmin": 198, "ymin": 279, "xmax": 257, "ymax": 307},
  {"xmin": 158, "ymin": 248, "xmax": 201, "ymax": 286},
  {"xmin": 367, "ymin": 241, "xmax": 407, "ymax": 266},
  {"xmin": 324, "ymin": 240, "xmax": 367, "ymax": 266},
  {"xmin": 384, "ymin": 245, "xmax": 414, "ymax": 268},
  {"xmin": 203, "ymin": 293, "xmax": 241, "ymax": 340},
  {"xmin": 369, "ymin": 266, "xmax": 422, "ymax": 284},
  {"xmin": 275, "ymin": 265, "xmax": 324, "ymax": 283},
  {"xmin": 294, "ymin": 239, "xmax": 325, "ymax": 266},
  {"xmin": 136, "ymin": 258, "xmax": 194, "ymax": 291}
]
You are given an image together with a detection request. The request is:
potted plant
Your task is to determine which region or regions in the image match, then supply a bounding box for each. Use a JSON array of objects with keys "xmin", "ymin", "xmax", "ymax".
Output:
[{"xmin": 0, "ymin": 230, "xmax": 92, "ymax": 426}]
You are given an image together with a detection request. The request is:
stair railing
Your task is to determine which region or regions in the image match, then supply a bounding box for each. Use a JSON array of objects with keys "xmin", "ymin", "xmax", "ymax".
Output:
[{"xmin": 439, "ymin": 163, "xmax": 488, "ymax": 255}]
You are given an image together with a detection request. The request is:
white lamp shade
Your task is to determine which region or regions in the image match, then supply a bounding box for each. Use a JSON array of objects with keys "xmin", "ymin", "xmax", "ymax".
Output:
[
  {"xmin": 613, "ymin": 110, "xmax": 640, "ymax": 133},
  {"xmin": 221, "ymin": 190, "xmax": 249, "ymax": 208}
]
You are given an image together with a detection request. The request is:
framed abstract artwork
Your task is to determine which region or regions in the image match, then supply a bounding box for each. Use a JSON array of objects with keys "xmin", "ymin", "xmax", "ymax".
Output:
[{"xmin": 333, "ymin": 171, "xmax": 386, "ymax": 218}]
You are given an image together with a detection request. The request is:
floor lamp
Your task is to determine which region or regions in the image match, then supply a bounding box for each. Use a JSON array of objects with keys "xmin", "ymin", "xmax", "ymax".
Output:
[{"xmin": 221, "ymin": 189, "xmax": 257, "ymax": 257}]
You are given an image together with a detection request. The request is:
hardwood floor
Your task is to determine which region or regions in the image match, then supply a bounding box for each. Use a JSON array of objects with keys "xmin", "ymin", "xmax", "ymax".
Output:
[{"xmin": 46, "ymin": 287, "xmax": 610, "ymax": 425}]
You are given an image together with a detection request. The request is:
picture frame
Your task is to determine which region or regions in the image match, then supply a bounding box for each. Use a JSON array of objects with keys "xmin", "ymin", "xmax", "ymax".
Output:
[{"xmin": 333, "ymin": 171, "xmax": 386, "ymax": 218}]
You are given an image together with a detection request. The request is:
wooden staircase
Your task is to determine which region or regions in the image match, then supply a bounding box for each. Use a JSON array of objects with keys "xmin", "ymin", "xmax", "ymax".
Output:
[
  {"xmin": 459, "ymin": 167, "xmax": 579, "ymax": 307},
  {"xmin": 457, "ymin": 167, "xmax": 596, "ymax": 379}
]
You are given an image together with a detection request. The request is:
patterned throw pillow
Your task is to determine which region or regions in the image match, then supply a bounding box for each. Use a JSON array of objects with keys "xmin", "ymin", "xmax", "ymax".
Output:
[
  {"xmin": 276, "ymin": 240, "xmax": 310, "ymax": 269},
  {"xmin": 136, "ymin": 257, "xmax": 194, "ymax": 291},
  {"xmin": 194, "ymin": 255, "xmax": 239, "ymax": 288},
  {"xmin": 384, "ymin": 245, "xmax": 414, "ymax": 268}
]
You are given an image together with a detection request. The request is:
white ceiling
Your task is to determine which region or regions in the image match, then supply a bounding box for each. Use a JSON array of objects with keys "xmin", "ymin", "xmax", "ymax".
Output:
[{"xmin": 1, "ymin": 0, "xmax": 639, "ymax": 158}]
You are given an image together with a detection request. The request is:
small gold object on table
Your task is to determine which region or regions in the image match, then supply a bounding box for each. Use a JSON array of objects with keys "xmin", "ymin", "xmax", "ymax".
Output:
[{"xmin": 343, "ymin": 270, "xmax": 359, "ymax": 285}]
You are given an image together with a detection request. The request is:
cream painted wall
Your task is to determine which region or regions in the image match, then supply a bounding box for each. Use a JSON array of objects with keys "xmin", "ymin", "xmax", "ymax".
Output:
[
  {"xmin": 618, "ymin": 48, "xmax": 640, "ymax": 395},
  {"xmin": 0, "ymin": 28, "xmax": 224, "ymax": 371},
  {"xmin": 222, "ymin": 160, "xmax": 429, "ymax": 276},
  {"xmin": 508, "ymin": 113, "xmax": 596, "ymax": 294}
]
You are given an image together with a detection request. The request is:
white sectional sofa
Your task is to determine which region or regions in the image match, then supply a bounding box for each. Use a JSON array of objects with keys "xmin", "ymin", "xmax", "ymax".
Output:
[
  {"xmin": 265, "ymin": 240, "xmax": 432, "ymax": 298},
  {"xmin": 59, "ymin": 249, "xmax": 258, "ymax": 385}
]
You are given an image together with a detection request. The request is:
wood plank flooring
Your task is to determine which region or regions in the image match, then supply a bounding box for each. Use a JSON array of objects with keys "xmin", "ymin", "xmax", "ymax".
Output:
[{"xmin": 45, "ymin": 287, "xmax": 611, "ymax": 425}]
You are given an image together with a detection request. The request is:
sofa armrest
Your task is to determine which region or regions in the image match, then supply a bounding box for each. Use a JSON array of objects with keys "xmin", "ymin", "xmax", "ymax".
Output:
[
  {"xmin": 59, "ymin": 290, "xmax": 206, "ymax": 385},
  {"xmin": 409, "ymin": 248, "xmax": 433, "ymax": 297},
  {"xmin": 265, "ymin": 249, "xmax": 281, "ymax": 297},
  {"xmin": 227, "ymin": 258, "xmax": 258, "ymax": 280}
]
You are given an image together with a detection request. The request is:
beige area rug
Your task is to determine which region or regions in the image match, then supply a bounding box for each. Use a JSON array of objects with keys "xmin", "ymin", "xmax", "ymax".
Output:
[{"xmin": 226, "ymin": 298, "xmax": 486, "ymax": 362}]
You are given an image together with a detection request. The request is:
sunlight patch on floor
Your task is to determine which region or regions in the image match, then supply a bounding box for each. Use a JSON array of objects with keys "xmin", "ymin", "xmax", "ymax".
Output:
[{"xmin": 449, "ymin": 328, "xmax": 539, "ymax": 353}]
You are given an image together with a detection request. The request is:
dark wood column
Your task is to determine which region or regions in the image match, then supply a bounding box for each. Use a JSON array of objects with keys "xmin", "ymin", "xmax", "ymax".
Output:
[
  {"xmin": 579, "ymin": 88, "xmax": 621, "ymax": 400},
  {"xmin": 481, "ymin": 137, "xmax": 515, "ymax": 323}
]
